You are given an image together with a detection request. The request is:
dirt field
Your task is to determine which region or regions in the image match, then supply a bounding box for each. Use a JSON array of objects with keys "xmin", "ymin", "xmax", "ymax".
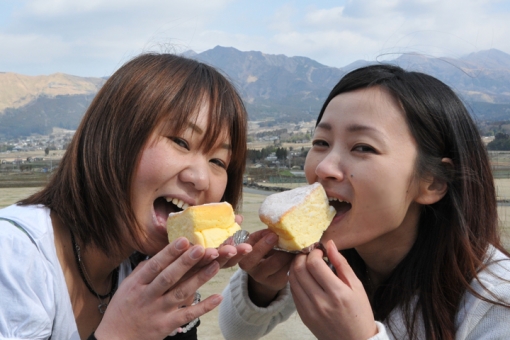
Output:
[{"xmin": 2, "ymin": 183, "xmax": 510, "ymax": 340}]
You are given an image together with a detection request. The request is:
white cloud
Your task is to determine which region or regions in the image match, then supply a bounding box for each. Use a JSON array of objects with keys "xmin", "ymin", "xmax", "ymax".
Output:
[
  {"xmin": 252, "ymin": 0, "xmax": 510, "ymax": 68},
  {"xmin": 1, "ymin": 0, "xmax": 509, "ymax": 76}
]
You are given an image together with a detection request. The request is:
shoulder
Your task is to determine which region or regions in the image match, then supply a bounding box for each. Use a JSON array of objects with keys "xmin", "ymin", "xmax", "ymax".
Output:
[
  {"xmin": 0, "ymin": 204, "xmax": 57, "ymax": 289},
  {"xmin": 461, "ymin": 246, "xmax": 510, "ymax": 305},
  {"xmin": 455, "ymin": 246, "xmax": 510, "ymax": 337},
  {"xmin": 0, "ymin": 205, "xmax": 59, "ymax": 338},
  {"xmin": 0, "ymin": 204, "xmax": 52, "ymax": 239},
  {"xmin": 477, "ymin": 246, "xmax": 510, "ymax": 295}
]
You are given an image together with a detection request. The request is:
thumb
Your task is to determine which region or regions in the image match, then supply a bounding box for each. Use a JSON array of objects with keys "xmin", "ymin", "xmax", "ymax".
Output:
[{"xmin": 326, "ymin": 240, "xmax": 357, "ymax": 289}]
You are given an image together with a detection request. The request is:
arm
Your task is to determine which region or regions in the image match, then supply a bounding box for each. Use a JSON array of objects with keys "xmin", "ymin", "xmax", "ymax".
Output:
[
  {"xmin": 218, "ymin": 229, "xmax": 296, "ymax": 340},
  {"xmin": 218, "ymin": 268, "xmax": 296, "ymax": 340}
]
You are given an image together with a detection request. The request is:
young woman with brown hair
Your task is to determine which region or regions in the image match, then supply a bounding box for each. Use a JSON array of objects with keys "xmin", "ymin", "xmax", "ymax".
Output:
[
  {"xmin": 219, "ymin": 64, "xmax": 510, "ymax": 339},
  {"xmin": 0, "ymin": 53, "xmax": 251, "ymax": 339}
]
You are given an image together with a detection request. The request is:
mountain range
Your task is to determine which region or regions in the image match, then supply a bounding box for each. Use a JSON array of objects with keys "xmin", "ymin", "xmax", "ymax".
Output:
[{"xmin": 2, "ymin": 46, "xmax": 510, "ymax": 137}]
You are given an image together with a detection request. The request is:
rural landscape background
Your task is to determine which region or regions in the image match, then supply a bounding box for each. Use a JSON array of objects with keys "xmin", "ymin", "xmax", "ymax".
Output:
[{"xmin": 2, "ymin": 46, "xmax": 510, "ymax": 339}]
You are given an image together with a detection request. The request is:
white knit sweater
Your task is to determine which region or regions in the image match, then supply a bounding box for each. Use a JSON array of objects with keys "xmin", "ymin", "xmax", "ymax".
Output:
[{"xmin": 219, "ymin": 246, "xmax": 510, "ymax": 339}]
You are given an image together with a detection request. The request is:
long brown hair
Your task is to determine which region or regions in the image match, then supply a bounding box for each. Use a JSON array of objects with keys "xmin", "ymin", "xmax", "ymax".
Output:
[
  {"xmin": 317, "ymin": 64, "xmax": 509, "ymax": 339},
  {"xmin": 20, "ymin": 53, "xmax": 247, "ymax": 256}
]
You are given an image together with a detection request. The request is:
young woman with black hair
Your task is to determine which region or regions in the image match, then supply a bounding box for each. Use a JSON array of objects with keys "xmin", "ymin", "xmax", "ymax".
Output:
[{"xmin": 219, "ymin": 64, "xmax": 510, "ymax": 340}]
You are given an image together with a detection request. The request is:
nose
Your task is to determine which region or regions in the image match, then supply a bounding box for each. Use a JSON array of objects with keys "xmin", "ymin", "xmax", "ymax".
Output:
[
  {"xmin": 179, "ymin": 158, "xmax": 210, "ymax": 191},
  {"xmin": 314, "ymin": 151, "xmax": 345, "ymax": 182}
]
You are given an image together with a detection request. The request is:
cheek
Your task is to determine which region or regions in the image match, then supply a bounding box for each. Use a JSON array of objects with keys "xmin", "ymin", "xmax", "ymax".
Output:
[
  {"xmin": 304, "ymin": 155, "xmax": 318, "ymax": 183},
  {"xmin": 210, "ymin": 173, "xmax": 229, "ymax": 201},
  {"xmin": 134, "ymin": 149, "xmax": 160, "ymax": 184}
]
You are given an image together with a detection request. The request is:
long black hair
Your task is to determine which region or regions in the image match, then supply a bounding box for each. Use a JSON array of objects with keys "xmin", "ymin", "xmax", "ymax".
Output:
[{"xmin": 318, "ymin": 64, "xmax": 508, "ymax": 339}]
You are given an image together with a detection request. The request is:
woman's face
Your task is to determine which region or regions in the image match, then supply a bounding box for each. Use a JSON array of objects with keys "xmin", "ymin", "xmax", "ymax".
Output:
[
  {"xmin": 305, "ymin": 86, "xmax": 425, "ymax": 257},
  {"xmin": 130, "ymin": 104, "xmax": 231, "ymax": 255}
]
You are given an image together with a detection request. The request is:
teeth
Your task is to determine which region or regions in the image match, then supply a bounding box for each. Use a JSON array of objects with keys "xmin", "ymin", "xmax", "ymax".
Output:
[
  {"xmin": 166, "ymin": 197, "xmax": 190, "ymax": 210},
  {"xmin": 328, "ymin": 197, "xmax": 350, "ymax": 204}
]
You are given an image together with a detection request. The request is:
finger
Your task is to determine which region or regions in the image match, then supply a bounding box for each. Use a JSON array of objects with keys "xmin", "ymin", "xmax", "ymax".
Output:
[
  {"xmin": 289, "ymin": 267, "xmax": 313, "ymax": 317},
  {"xmin": 239, "ymin": 232, "xmax": 279, "ymax": 271},
  {"xmin": 245, "ymin": 229, "xmax": 274, "ymax": 246},
  {"xmin": 302, "ymin": 247, "xmax": 345, "ymax": 290},
  {"xmin": 304, "ymin": 242, "xmax": 357, "ymax": 297},
  {"xmin": 169, "ymin": 247, "xmax": 220, "ymax": 285},
  {"xmin": 191, "ymin": 248, "xmax": 220, "ymax": 269},
  {"xmin": 235, "ymin": 214, "xmax": 244, "ymax": 225},
  {"xmin": 325, "ymin": 240, "xmax": 358, "ymax": 289},
  {"xmin": 222, "ymin": 243, "xmax": 253, "ymax": 268},
  {"xmin": 136, "ymin": 238, "xmax": 191, "ymax": 285},
  {"xmin": 214, "ymin": 244, "xmax": 238, "ymax": 268},
  {"xmin": 266, "ymin": 259, "xmax": 293, "ymax": 285},
  {"xmin": 289, "ymin": 254, "xmax": 323, "ymax": 306},
  {"xmin": 146, "ymin": 244, "xmax": 205, "ymax": 298},
  {"xmin": 289, "ymin": 250, "xmax": 324, "ymax": 299},
  {"xmin": 247, "ymin": 251, "xmax": 294, "ymax": 282},
  {"xmin": 162, "ymin": 260, "xmax": 220, "ymax": 309},
  {"xmin": 169, "ymin": 294, "xmax": 223, "ymax": 330}
]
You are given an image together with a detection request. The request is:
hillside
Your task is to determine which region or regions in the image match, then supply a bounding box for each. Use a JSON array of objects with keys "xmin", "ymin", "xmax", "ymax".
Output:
[
  {"xmin": 0, "ymin": 72, "xmax": 104, "ymax": 113},
  {"xmin": 194, "ymin": 46, "xmax": 345, "ymax": 121},
  {"xmin": 2, "ymin": 47, "xmax": 510, "ymax": 137}
]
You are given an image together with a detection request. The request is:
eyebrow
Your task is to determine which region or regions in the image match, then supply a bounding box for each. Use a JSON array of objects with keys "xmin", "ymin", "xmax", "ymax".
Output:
[
  {"xmin": 188, "ymin": 121, "xmax": 232, "ymax": 150},
  {"xmin": 316, "ymin": 122, "xmax": 380, "ymax": 133},
  {"xmin": 188, "ymin": 122, "xmax": 204, "ymax": 134},
  {"xmin": 346, "ymin": 123, "xmax": 380, "ymax": 134},
  {"xmin": 221, "ymin": 143, "xmax": 232, "ymax": 150},
  {"xmin": 316, "ymin": 122, "xmax": 387, "ymax": 144}
]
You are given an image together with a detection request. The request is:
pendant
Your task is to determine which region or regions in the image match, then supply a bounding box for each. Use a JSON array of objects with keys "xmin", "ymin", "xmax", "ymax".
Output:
[{"xmin": 98, "ymin": 302, "xmax": 107, "ymax": 314}]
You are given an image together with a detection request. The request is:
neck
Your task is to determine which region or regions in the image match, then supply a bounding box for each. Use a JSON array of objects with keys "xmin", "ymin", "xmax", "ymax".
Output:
[
  {"xmin": 51, "ymin": 211, "xmax": 122, "ymax": 294},
  {"xmin": 356, "ymin": 203, "xmax": 421, "ymax": 287}
]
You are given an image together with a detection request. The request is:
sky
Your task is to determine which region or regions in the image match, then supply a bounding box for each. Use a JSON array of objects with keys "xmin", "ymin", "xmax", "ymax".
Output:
[{"xmin": 1, "ymin": 0, "xmax": 510, "ymax": 77}]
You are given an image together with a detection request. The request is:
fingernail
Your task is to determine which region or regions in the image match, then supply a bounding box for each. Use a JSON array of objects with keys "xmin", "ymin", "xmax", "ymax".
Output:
[
  {"xmin": 265, "ymin": 233, "xmax": 278, "ymax": 245},
  {"xmin": 175, "ymin": 238, "xmax": 188, "ymax": 251},
  {"xmin": 190, "ymin": 246, "xmax": 204, "ymax": 260},
  {"xmin": 211, "ymin": 294, "xmax": 222, "ymax": 304},
  {"xmin": 205, "ymin": 262, "xmax": 219, "ymax": 275},
  {"xmin": 226, "ymin": 252, "xmax": 236, "ymax": 259}
]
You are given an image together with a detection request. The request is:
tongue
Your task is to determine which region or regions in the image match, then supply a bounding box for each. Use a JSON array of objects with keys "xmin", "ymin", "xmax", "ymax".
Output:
[
  {"xmin": 154, "ymin": 198, "xmax": 171, "ymax": 225},
  {"xmin": 332, "ymin": 202, "xmax": 351, "ymax": 215}
]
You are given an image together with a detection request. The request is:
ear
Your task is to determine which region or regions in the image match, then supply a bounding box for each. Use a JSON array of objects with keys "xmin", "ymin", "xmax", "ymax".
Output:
[{"xmin": 414, "ymin": 158, "xmax": 452, "ymax": 205}]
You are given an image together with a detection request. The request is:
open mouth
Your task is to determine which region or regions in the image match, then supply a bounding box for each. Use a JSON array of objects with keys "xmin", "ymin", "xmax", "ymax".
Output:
[
  {"xmin": 153, "ymin": 197, "xmax": 190, "ymax": 226},
  {"xmin": 328, "ymin": 197, "xmax": 352, "ymax": 215}
]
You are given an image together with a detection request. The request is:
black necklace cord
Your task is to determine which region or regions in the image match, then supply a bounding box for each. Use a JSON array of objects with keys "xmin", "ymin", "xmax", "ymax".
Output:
[{"xmin": 70, "ymin": 230, "xmax": 119, "ymax": 300}]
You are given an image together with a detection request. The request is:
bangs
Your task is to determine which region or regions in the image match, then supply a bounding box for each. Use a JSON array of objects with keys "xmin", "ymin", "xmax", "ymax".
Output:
[{"xmin": 157, "ymin": 67, "xmax": 243, "ymax": 155}]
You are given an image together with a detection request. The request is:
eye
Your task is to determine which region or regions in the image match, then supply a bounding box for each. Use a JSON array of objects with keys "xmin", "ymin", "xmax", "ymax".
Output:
[
  {"xmin": 170, "ymin": 137, "xmax": 189, "ymax": 150},
  {"xmin": 352, "ymin": 144, "xmax": 377, "ymax": 153},
  {"xmin": 210, "ymin": 158, "xmax": 227, "ymax": 169},
  {"xmin": 312, "ymin": 139, "xmax": 329, "ymax": 148}
]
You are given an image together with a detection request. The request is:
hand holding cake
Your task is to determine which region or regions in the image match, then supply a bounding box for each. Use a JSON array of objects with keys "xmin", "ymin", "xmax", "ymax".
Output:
[{"xmin": 258, "ymin": 182, "xmax": 336, "ymax": 252}]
